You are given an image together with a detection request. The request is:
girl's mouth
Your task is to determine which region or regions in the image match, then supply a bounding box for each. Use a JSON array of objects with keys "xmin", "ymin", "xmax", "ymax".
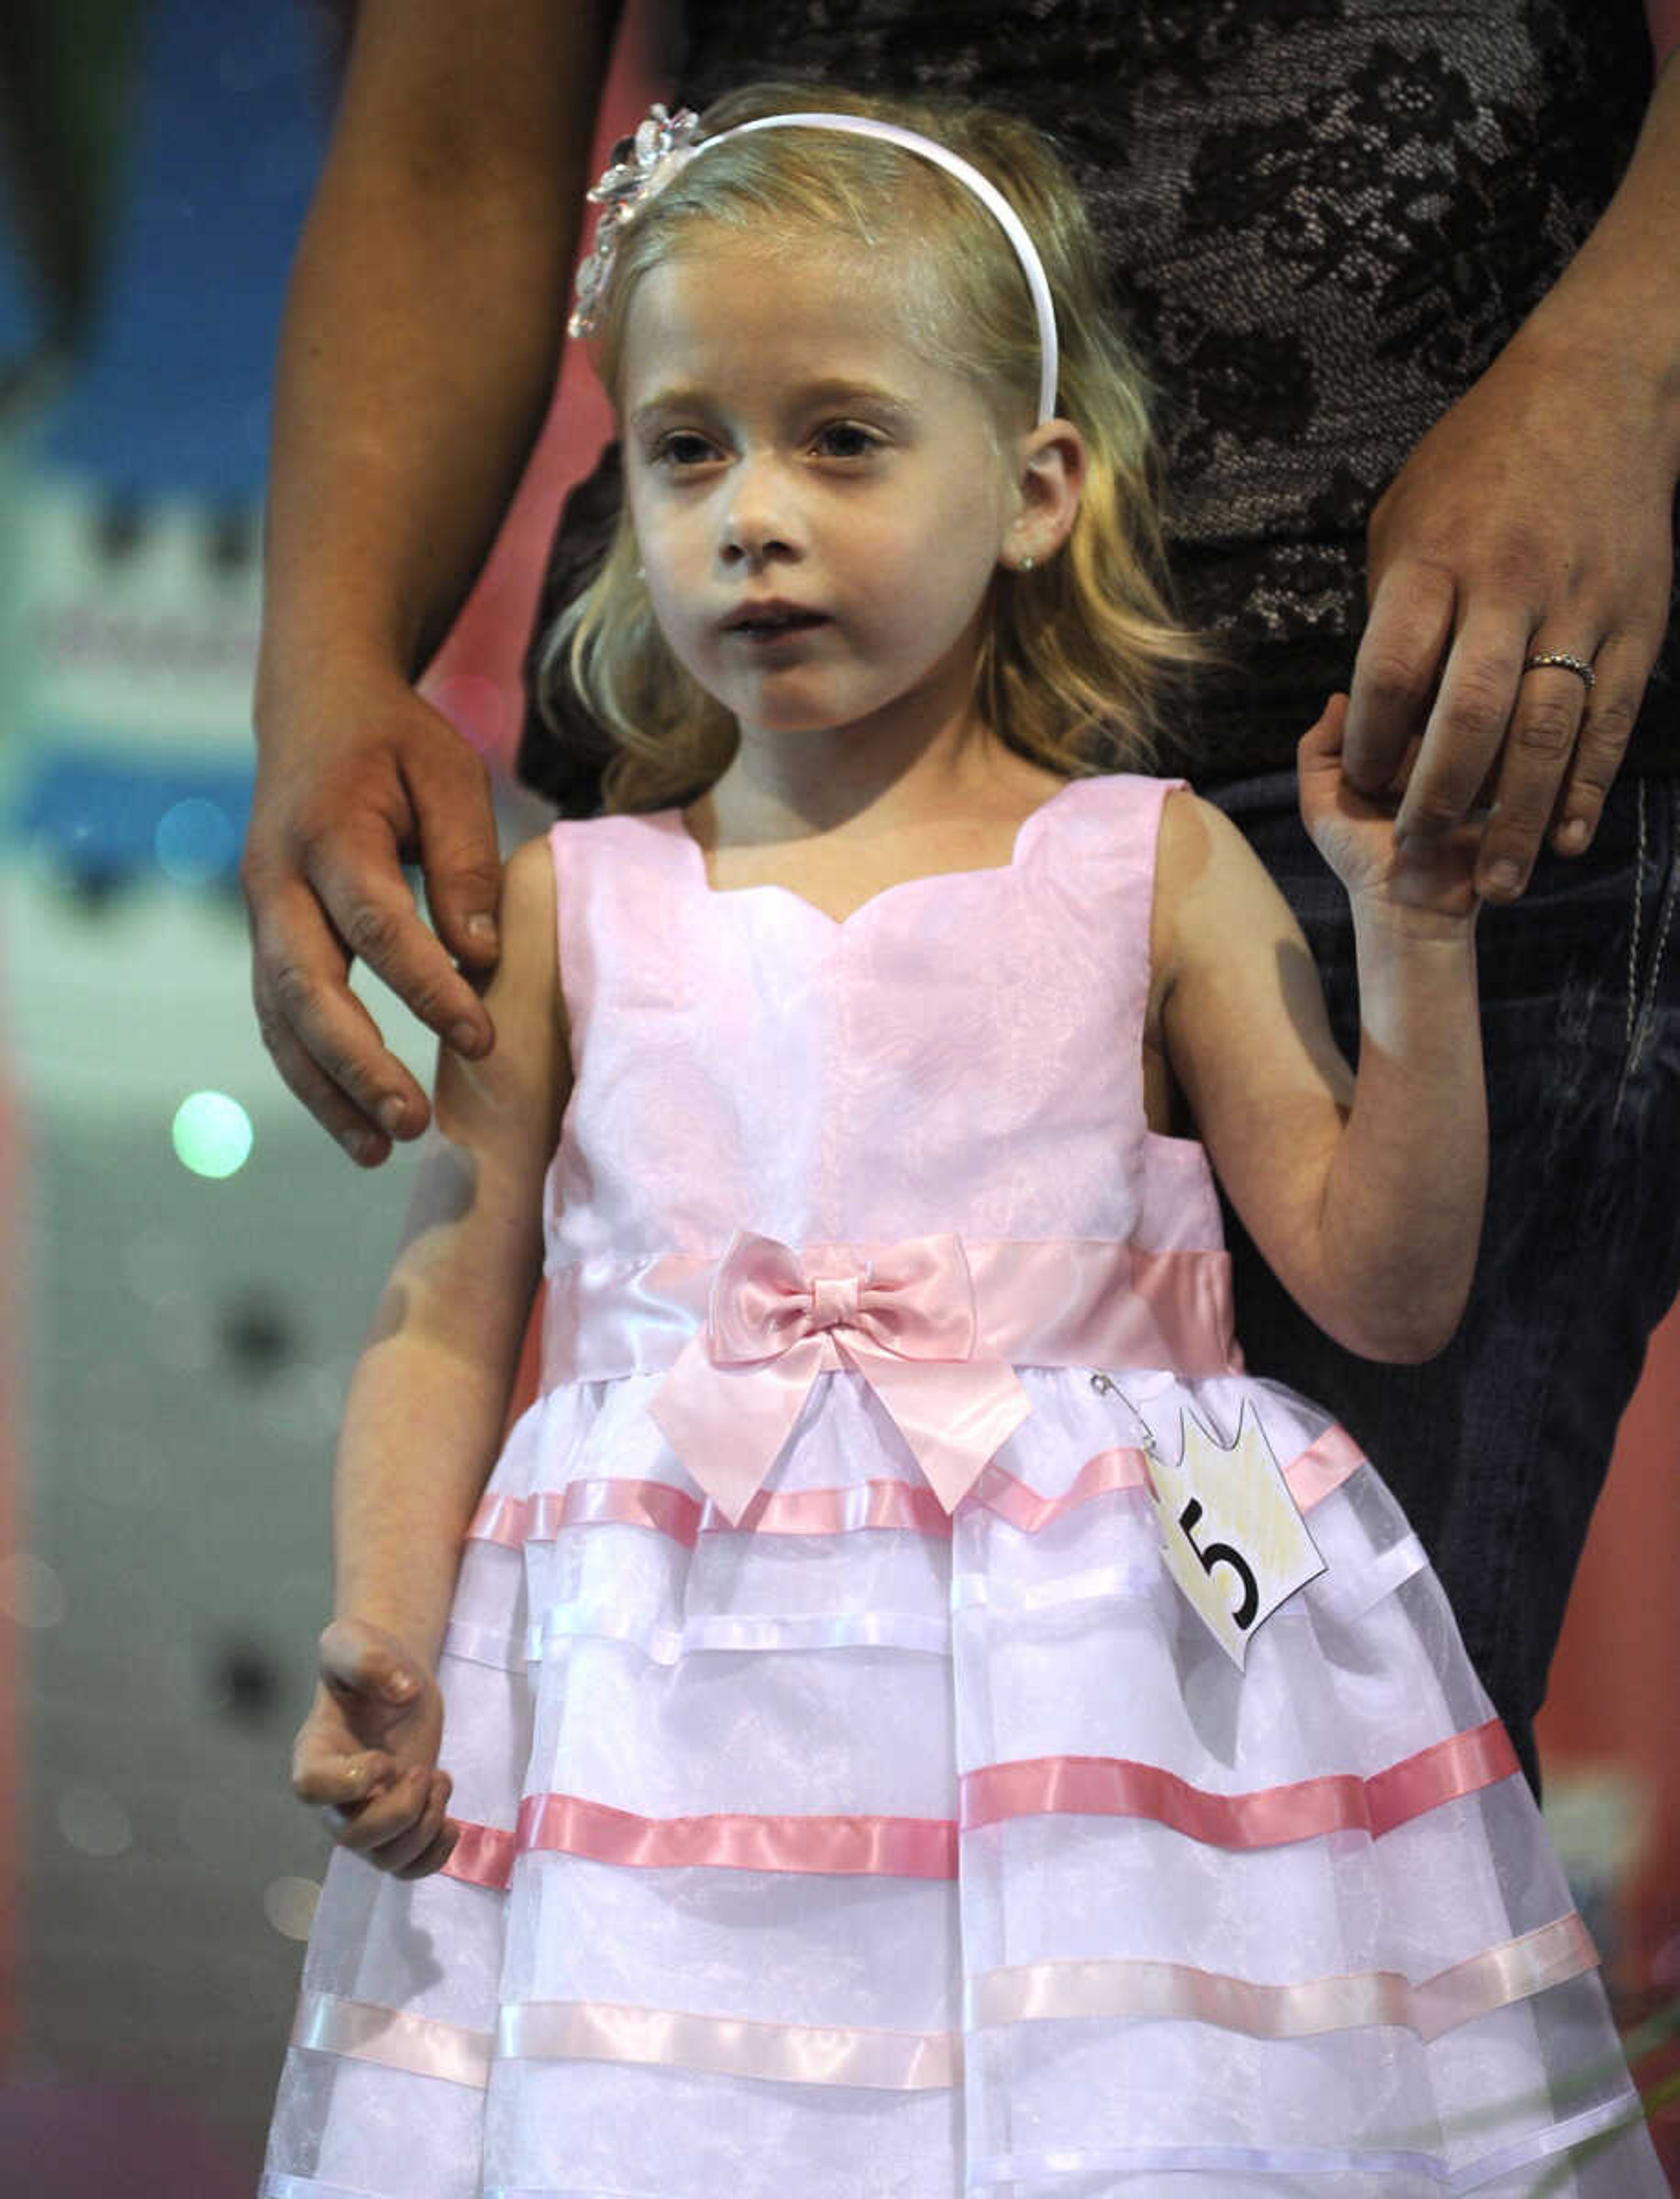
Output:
[{"xmin": 724, "ymin": 604, "xmax": 829, "ymax": 640}]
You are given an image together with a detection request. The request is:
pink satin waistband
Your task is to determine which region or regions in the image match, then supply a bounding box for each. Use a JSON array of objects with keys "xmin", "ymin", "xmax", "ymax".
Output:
[
  {"xmin": 543, "ymin": 1234, "xmax": 1239, "ymax": 1389},
  {"xmin": 543, "ymin": 1230, "xmax": 1241, "ymax": 1523}
]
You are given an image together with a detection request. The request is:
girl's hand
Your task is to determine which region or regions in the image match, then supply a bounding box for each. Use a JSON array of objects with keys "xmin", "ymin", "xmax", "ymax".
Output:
[
  {"xmin": 1298, "ymin": 694, "xmax": 1484, "ymax": 929},
  {"xmin": 290, "ymin": 1617, "xmax": 458, "ymax": 1880}
]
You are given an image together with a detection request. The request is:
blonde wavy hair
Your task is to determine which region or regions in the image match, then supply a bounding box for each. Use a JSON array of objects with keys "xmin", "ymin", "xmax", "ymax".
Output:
[{"xmin": 535, "ymin": 82, "xmax": 1208, "ymax": 814}]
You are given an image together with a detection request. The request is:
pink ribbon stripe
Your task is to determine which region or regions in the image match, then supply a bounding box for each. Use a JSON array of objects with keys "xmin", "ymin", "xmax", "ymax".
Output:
[
  {"xmin": 728, "ymin": 1477, "xmax": 954, "ymax": 1537},
  {"xmin": 464, "ymin": 1426, "xmax": 1362, "ymax": 1554},
  {"xmin": 963, "ymin": 1718, "xmax": 1518, "ymax": 1847},
  {"xmin": 970, "ymin": 1431, "xmax": 1358, "ymax": 1535},
  {"xmin": 477, "ymin": 1479, "xmax": 707, "ymax": 1548},
  {"xmin": 1362, "ymin": 1720, "xmax": 1522, "ymax": 1831},
  {"xmin": 292, "ymin": 1990, "xmax": 491, "ymax": 2089},
  {"xmin": 444, "ymin": 1795, "xmax": 957, "ymax": 1892},
  {"xmin": 469, "ymin": 1474, "xmax": 975, "ymax": 1549},
  {"xmin": 444, "ymin": 1818, "xmax": 518, "ymax": 1891},
  {"xmin": 514, "ymin": 1792, "xmax": 958, "ymax": 1878},
  {"xmin": 289, "ymin": 1914, "xmax": 1600, "ymax": 2099},
  {"xmin": 499, "ymin": 1998, "xmax": 957, "ymax": 2090},
  {"xmin": 969, "ymin": 1912, "xmax": 1599, "ymax": 2044},
  {"xmin": 441, "ymin": 1721, "xmax": 1520, "ymax": 1894}
]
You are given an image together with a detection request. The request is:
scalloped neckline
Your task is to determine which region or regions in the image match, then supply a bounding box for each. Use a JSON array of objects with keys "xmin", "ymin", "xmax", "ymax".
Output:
[{"xmin": 662, "ymin": 775, "xmax": 1085, "ymax": 930}]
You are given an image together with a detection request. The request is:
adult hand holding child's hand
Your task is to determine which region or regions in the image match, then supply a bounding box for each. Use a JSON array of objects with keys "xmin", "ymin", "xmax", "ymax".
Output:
[
  {"xmin": 1337, "ymin": 309, "xmax": 1676, "ymax": 901},
  {"xmin": 290, "ymin": 1614, "xmax": 457, "ymax": 1880},
  {"xmin": 1299, "ymin": 694, "xmax": 1483, "ymax": 928}
]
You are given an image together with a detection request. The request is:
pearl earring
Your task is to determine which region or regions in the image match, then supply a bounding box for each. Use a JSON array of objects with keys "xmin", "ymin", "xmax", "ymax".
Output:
[{"xmin": 1016, "ymin": 554, "xmax": 1036, "ymax": 573}]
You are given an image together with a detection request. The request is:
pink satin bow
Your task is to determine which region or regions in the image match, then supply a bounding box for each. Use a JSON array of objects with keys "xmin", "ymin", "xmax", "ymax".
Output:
[{"xmin": 647, "ymin": 1229, "xmax": 1032, "ymax": 1525}]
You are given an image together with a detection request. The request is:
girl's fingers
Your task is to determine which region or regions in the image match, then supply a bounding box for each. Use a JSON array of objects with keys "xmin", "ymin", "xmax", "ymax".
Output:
[
  {"xmin": 1298, "ymin": 691, "xmax": 1349, "ymax": 751},
  {"xmin": 291, "ymin": 1743, "xmax": 392, "ymax": 1809},
  {"xmin": 377, "ymin": 1776, "xmax": 456, "ymax": 1879},
  {"xmin": 394, "ymin": 1817, "xmax": 461, "ymax": 1883},
  {"xmin": 317, "ymin": 1618, "xmax": 425, "ymax": 1712},
  {"xmin": 1296, "ymin": 697, "xmax": 1358, "ymax": 830},
  {"xmin": 322, "ymin": 1766, "xmax": 431, "ymax": 1852}
]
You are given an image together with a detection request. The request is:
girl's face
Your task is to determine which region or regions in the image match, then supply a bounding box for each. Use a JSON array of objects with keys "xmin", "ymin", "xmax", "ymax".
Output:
[{"xmin": 619, "ymin": 235, "xmax": 1027, "ymax": 753}]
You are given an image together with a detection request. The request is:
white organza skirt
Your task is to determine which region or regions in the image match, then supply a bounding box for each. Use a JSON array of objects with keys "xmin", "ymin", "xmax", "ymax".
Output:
[{"xmin": 261, "ymin": 1366, "xmax": 1662, "ymax": 2197}]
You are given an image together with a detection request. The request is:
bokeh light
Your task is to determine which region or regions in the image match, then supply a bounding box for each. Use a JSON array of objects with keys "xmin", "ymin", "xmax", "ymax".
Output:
[
  {"xmin": 171, "ymin": 1090, "xmax": 253, "ymax": 1178},
  {"xmin": 154, "ymin": 797, "xmax": 238, "ymax": 885},
  {"xmin": 263, "ymin": 1876, "xmax": 321, "ymax": 1940},
  {"xmin": 0, "ymin": 1553, "xmax": 67, "ymax": 1628},
  {"xmin": 57, "ymin": 1785, "xmax": 134, "ymax": 1859}
]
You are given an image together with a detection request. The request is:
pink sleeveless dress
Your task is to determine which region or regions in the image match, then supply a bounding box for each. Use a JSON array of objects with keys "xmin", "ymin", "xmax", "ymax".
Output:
[{"xmin": 262, "ymin": 772, "xmax": 1661, "ymax": 2197}]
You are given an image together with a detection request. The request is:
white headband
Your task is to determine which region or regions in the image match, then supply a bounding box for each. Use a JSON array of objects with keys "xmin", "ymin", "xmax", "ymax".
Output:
[{"xmin": 570, "ymin": 104, "xmax": 1061, "ymax": 424}]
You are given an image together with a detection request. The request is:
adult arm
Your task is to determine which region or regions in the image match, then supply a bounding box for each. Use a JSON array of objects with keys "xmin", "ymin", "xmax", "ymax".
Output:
[
  {"xmin": 289, "ymin": 837, "xmax": 571, "ymax": 1875},
  {"xmin": 1651, "ymin": 0, "xmax": 1680, "ymax": 74},
  {"xmin": 244, "ymin": 0, "xmax": 621, "ymax": 1164},
  {"xmin": 1343, "ymin": 38, "xmax": 1680, "ymax": 901}
]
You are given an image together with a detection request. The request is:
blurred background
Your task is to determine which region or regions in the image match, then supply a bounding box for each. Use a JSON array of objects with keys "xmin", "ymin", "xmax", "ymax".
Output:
[{"xmin": 0, "ymin": 2, "xmax": 1673, "ymax": 2189}]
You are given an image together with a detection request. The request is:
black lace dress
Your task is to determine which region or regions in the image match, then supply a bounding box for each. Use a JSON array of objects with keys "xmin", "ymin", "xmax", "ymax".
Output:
[{"xmin": 518, "ymin": 0, "xmax": 1676, "ymax": 810}]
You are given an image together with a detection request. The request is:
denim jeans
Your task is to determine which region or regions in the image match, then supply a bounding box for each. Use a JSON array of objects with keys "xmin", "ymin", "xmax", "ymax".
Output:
[{"xmin": 1203, "ymin": 769, "xmax": 1680, "ymax": 1794}]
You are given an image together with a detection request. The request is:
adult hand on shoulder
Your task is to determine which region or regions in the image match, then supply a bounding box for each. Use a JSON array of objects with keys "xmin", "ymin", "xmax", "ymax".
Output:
[
  {"xmin": 290, "ymin": 1615, "xmax": 457, "ymax": 1880},
  {"xmin": 243, "ymin": 666, "xmax": 504, "ymax": 1165},
  {"xmin": 1341, "ymin": 322, "xmax": 1676, "ymax": 903}
]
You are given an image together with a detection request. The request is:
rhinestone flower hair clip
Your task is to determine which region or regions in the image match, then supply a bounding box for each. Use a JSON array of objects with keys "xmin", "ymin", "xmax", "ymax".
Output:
[{"xmin": 569, "ymin": 103, "xmax": 706, "ymax": 339}]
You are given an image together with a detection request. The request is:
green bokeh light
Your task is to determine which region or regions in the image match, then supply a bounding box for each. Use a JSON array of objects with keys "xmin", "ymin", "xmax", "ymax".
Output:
[{"xmin": 171, "ymin": 1091, "xmax": 253, "ymax": 1179}]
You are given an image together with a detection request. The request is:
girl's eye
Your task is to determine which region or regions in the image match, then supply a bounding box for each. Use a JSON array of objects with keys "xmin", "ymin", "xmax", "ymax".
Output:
[
  {"xmin": 812, "ymin": 422, "xmax": 881, "ymax": 460},
  {"xmin": 652, "ymin": 431, "xmax": 719, "ymax": 469}
]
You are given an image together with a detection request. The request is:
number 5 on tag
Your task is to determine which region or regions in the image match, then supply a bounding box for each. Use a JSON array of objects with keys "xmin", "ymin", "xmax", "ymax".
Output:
[{"xmin": 1145, "ymin": 1403, "xmax": 1325, "ymax": 1668}]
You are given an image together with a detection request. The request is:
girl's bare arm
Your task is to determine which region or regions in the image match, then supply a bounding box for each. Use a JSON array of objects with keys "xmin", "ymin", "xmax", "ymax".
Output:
[
  {"xmin": 330, "ymin": 835, "xmax": 571, "ymax": 1658},
  {"xmin": 290, "ymin": 836, "xmax": 570, "ymax": 1873},
  {"xmin": 1153, "ymin": 770, "xmax": 1486, "ymax": 1365}
]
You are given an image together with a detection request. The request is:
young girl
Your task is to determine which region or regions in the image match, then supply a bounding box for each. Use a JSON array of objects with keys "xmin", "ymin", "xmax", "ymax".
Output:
[{"xmin": 263, "ymin": 86, "xmax": 1661, "ymax": 2199}]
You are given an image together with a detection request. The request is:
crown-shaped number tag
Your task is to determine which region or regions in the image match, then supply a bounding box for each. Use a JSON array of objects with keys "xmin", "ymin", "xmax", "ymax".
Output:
[{"xmin": 1144, "ymin": 1402, "xmax": 1326, "ymax": 1668}]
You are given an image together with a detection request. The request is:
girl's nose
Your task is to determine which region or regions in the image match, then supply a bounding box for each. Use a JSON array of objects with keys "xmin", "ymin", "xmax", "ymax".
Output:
[{"xmin": 718, "ymin": 455, "xmax": 801, "ymax": 568}]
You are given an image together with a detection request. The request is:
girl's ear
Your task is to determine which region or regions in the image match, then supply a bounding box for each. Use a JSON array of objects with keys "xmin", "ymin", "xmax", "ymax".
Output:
[{"xmin": 1002, "ymin": 418, "xmax": 1086, "ymax": 571}]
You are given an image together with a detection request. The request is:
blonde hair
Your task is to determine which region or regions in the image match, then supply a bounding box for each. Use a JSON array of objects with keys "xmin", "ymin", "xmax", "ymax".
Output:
[{"xmin": 535, "ymin": 83, "xmax": 1208, "ymax": 814}]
